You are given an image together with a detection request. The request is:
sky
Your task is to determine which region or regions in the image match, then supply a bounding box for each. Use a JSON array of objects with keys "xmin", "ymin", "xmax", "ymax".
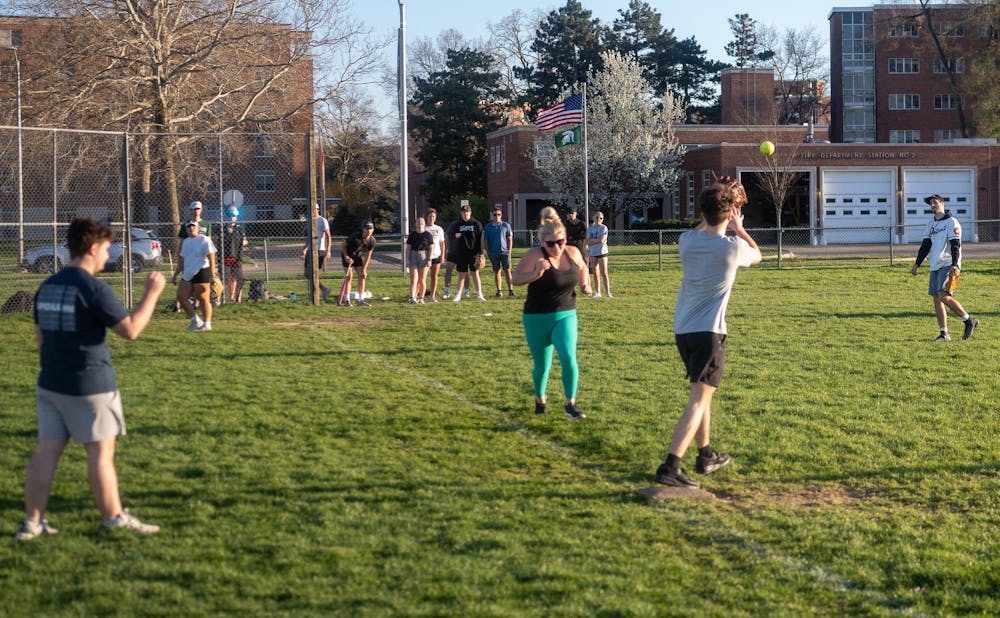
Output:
[{"xmin": 351, "ymin": 0, "xmax": 856, "ymax": 116}]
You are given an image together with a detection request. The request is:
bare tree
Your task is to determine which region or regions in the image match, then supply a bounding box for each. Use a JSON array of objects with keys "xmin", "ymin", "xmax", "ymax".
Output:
[
  {"xmin": 317, "ymin": 90, "xmax": 397, "ymax": 230},
  {"xmin": 16, "ymin": 0, "xmax": 388, "ymax": 231},
  {"xmin": 760, "ymin": 24, "xmax": 830, "ymax": 125},
  {"xmin": 486, "ymin": 8, "xmax": 543, "ymax": 105},
  {"xmin": 879, "ymin": 1, "xmax": 975, "ymax": 137}
]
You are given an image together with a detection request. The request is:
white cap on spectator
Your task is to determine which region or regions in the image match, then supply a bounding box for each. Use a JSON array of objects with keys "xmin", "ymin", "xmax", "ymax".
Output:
[{"xmin": 189, "ymin": 201, "xmax": 203, "ymax": 210}]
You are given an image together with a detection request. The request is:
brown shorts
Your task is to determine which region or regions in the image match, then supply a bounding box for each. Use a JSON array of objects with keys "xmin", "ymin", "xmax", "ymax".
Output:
[{"xmin": 675, "ymin": 332, "xmax": 727, "ymax": 387}]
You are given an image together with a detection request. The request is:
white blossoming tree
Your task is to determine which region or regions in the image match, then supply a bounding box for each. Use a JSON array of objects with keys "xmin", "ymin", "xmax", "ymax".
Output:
[{"xmin": 531, "ymin": 50, "xmax": 685, "ymax": 223}]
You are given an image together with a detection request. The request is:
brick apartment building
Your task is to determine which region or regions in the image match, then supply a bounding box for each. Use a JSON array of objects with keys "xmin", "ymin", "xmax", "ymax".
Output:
[
  {"xmin": 0, "ymin": 15, "xmax": 314, "ymax": 229},
  {"xmin": 487, "ymin": 3, "xmax": 1000, "ymax": 244}
]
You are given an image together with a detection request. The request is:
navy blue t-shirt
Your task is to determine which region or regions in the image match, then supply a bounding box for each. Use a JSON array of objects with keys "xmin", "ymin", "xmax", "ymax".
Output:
[{"xmin": 34, "ymin": 266, "xmax": 129, "ymax": 395}]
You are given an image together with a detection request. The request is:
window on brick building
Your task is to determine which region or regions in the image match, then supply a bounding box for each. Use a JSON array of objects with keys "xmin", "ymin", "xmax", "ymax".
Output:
[
  {"xmin": 686, "ymin": 172, "xmax": 695, "ymax": 214},
  {"xmin": 887, "ymin": 21, "xmax": 918, "ymax": 37},
  {"xmin": 889, "ymin": 130, "xmax": 920, "ymax": 143},
  {"xmin": 939, "ymin": 22, "xmax": 965, "ymax": 37},
  {"xmin": 888, "ymin": 58, "xmax": 919, "ymax": 74},
  {"xmin": 935, "ymin": 129, "xmax": 961, "ymax": 142},
  {"xmin": 933, "ymin": 57, "xmax": 965, "ymax": 74},
  {"xmin": 888, "ymin": 93, "xmax": 920, "ymax": 110},
  {"xmin": 934, "ymin": 94, "xmax": 961, "ymax": 110},
  {"xmin": 255, "ymin": 171, "xmax": 276, "ymax": 193}
]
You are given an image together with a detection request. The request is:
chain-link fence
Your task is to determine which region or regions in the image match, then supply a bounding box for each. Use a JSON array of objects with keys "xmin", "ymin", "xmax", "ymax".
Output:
[{"xmin": 1, "ymin": 124, "xmax": 998, "ymax": 312}]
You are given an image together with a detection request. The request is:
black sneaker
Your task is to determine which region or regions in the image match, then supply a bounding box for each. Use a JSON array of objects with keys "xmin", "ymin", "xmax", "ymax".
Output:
[
  {"xmin": 654, "ymin": 463, "xmax": 699, "ymax": 488},
  {"xmin": 508, "ymin": 290, "xmax": 516, "ymax": 297},
  {"xmin": 695, "ymin": 451, "xmax": 731, "ymax": 475},
  {"xmin": 495, "ymin": 290, "xmax": 503, "ymax": 298},
  {"xmin": 564, "ymin": 403, "xmax": 586, "ymax": 420},
  {"xmin": 963, "ymin": 317, "xmax": 979, "ymax": 340},
  {"xmin": 534, "ymin": 401, "xmax": 547, "ymax": 415}
]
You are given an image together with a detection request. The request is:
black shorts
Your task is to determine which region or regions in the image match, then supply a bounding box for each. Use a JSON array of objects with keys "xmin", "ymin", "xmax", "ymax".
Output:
[
  {"xmin": 189, "ymin": 266, "xmax": 213, "ymax": 284},
  {"xmin": 341, "ymin": 255, "xmax": 365, "ymax": 269},
  {"xmin": 454, "ymin": 254, "xmax": 480, "ymax": 273},
  {"xmin": 431, "ymin": 256, "xmax": 443, "ymax": 265},
  {"xmin": 304, "ymin": 254, "xmax": 326, "ymax": 275},
  {"xmin": 675, "ymin": 332, "xmax": 727, "ymax": 387}
]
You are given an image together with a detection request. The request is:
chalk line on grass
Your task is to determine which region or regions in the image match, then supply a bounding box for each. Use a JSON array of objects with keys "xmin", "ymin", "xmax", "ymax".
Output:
[{"xmin": 311, "ymin": 326, "xmax": 923, "ymax": 616}]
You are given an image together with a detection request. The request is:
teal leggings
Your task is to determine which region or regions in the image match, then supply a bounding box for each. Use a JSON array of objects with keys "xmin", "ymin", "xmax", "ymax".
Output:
[{"xmin": 522, "ymin": 310, "xmax": 579, "ymax": 400}]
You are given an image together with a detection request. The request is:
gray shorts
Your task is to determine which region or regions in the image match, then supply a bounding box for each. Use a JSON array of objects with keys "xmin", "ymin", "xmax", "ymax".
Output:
[
  {"xmin": 36, "ymin": 387, "xmax": 126, "ymax": 443},
  {"xmin": 928, "ymin": 267, "xmax": 952, "ymax": 296}
]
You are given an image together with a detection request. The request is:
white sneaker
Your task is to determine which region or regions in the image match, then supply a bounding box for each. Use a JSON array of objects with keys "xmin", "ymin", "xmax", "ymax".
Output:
[
  {"xmin": 443, "ymin": 287, "xmax": 450, "ymax": 298},
  {"xmin": 200, "ymin": 322, "xmax": 212, "ymax": 331},
  {"xmin": 15, "ymin": 518, "xmax": 57, "ymax": 541},
  {"xmin": 408, "ymin": 297, "xmax": 416, "ymax": 304},
  {"xmin": 187, "ymin": 318, "xmax": 204, "ymax": 331},
  {"xmin": 476, "ymin": 294, "xmax": 487, "ymax": 301},
  {"xmin": 452, "ymin": 294, "xmax": 462, "ymax": 303},
  {"xmin": 592, "ymin": 292, "xmax": 602, "ymax": 298},
  {"xmin": 606, "ymin": 293, "xmax": 613, "ymax": 298},
  {"xmin": 102, "ymin": 509, "xmax": 159, "ymax": 534},
  {"xmin": 429, "ymin": 297, "xmax": 439, "ymax": 303}
]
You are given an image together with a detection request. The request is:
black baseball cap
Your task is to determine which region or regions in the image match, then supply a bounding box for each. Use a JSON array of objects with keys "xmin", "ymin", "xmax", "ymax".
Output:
[{"xmin": 924, "ymin": 194, "xmax": 945, "ymax": 205}]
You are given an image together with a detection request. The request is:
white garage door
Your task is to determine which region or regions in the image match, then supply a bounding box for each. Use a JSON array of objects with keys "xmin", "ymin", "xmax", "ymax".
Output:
[
  {"xmin": 821, "ymin": 169, "xmax": 895, "ymax": 243},
  {"xmin": 901, "ymin": 168, "xmax": 975, "ymax": 243}
]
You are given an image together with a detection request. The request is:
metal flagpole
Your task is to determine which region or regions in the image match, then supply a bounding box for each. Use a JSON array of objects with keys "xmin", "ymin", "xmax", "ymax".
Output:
[
  {"xmin": 582, "ymin": 84, "xmax": 590, "ymax": 228},
  {"xmin": 398, "ymin": 0, "xmax": 409, "ymax": 274}
]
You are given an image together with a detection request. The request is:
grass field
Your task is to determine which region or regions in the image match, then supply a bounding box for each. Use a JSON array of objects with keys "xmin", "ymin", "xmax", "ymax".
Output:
[{"xmin": 2, "ymin": 262, "xmax": 999, "ymax": 616}]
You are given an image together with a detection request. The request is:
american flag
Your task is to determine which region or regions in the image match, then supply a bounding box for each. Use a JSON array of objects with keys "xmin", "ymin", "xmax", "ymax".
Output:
[{"xmin": 535, "ymin": 94, "xmax": 584, "ymax": 131}]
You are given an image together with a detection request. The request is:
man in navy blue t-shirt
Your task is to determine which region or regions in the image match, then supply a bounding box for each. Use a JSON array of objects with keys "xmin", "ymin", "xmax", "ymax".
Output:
[{"xmin": 17, "ymin": 218, "xmax": 166, "ymax": 540}]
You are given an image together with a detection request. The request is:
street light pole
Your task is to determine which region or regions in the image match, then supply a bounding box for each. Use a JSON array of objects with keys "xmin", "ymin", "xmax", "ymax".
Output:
[{"xmin": 398, "ymin": 0, "xmax": 409, "ymax": 272}]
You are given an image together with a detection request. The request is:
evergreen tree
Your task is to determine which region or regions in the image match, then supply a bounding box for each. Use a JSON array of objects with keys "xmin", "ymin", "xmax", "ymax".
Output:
[
  {"xmin": 609, "ymin": 0, "xmax": 676, "ymax": 90},
  {"xmin": 669, "ymin": 37, "xmax": 728, "ymax": 108},
  {"xmin": 725, "ymin": 13, "xmax": 774, "ymax": 68},
  {"xmin": 516, "ymin": 0, "xmax": 607, "ymax": 110},
  {"xmin": 409, "ymin": 48, "xmax": 510, "ymax": 206}
]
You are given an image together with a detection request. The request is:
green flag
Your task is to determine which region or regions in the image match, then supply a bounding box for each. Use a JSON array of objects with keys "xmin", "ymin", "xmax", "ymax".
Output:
[{"xmin": 554, "ymin": 126, "xmax": 581, "ymax": 148}]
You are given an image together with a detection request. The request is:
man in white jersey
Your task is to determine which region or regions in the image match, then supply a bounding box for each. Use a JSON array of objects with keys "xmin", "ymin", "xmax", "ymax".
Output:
[
  {"xmin": 654, "ymin": 179, "xmax": 761, "ymax": 488},
  {"xmin": 909, "ymin": 194, "xmax": 978, "ymax": 341}
]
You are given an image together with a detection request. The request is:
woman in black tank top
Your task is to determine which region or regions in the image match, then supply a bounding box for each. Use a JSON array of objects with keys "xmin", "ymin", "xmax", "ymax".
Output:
[{"xmin": 512, "ymin": 208, "xmax": 592, "ymax": 420}]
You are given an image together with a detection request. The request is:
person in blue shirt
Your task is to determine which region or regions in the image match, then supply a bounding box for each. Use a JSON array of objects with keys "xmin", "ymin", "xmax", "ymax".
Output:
[
  {"xmin": 17, "ymin": 218, "xmax": 166, "ymax": 540},
  {"xmin": 484, "ymin": 206, "xmax": 515, "ymax": 298}
]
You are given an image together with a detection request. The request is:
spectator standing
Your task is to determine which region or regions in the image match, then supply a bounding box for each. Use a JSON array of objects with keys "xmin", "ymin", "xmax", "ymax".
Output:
[
  {"xmin": 447, "ymin": 204, "xmax": 486, "ymax": 302},
  {"xmin": 586, "ymin": 211, "xmax": 612, "ymax": 298},
  {"xmin": 17, "ymin": 218, "xmax": 165, "ymax": 540},
  {"xmin": 425, "ymin": 208, "xmax": 446, "ymax": 302},
  {"xmin": 565, "ymin": 208, "xmax": 588, "ymax": 258},
  {"xmin": 484, "ymin": 206, "xmax": 515, "ymax": 297},
  {"xmin": 511, "ymin": 207, "xmax": 592, "ymax": 419},
  {"xmin": 300, "ymin": 203, "xmax": 332, "ymax": 302},
  {"xmin": 173, "ymin": 200, "xmax": 209, "ymax": 311},
  {"xmin": 341, "ymin": 222, "xmax": 376, "ymax": 307},
  {"xmin": 406, "ymin": 217, "xmax": 434, "ymax": 304},
  {"xmin": 173, "ymin": 220, "xmax": 217, "ymax": 331},
  {"xmin": 213, "ymin": 206, "xmax": 248, "ymax": 303}
]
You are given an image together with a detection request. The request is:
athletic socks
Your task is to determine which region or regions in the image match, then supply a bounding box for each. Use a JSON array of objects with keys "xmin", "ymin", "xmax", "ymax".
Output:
[
  {"xmin": 665, "ymin": 453, "xmax": 682, "ymax": 472},
  {"xmin": 961, "ymin": 314, "xmax": 970, "ymax": 322}
]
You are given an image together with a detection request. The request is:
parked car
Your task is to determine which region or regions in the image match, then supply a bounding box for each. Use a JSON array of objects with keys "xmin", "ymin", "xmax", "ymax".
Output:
[{"xmin": 21, "ymin": 228, "xmax": 162, "ymax": 273}]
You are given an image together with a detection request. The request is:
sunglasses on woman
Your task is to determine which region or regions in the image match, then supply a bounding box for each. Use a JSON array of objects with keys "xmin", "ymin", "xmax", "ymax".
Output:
[{"xmin": 544, "ymin": 238, "xmax": 567, "ymax": 248}]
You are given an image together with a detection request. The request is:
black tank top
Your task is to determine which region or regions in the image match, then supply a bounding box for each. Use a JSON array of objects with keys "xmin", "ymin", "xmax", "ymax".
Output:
[{"xmin": 523, "ymin": 251, "xmax": 579, "ymax": 314}]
